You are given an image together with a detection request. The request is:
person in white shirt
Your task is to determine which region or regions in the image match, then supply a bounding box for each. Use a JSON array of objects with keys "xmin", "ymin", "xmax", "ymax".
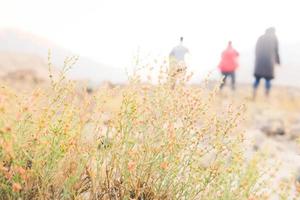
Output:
[{"xmin": 169, "ymin": 37, "xmax": 189, "ymax": 88}]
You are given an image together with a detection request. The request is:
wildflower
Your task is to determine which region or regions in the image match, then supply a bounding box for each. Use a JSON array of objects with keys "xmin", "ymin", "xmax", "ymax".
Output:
[
  {"xmin": 5, "ymin": 126, "xmax": 12, "ymax": 133},
  {"xmin": 247, "ymin": 197, "xmax": 257, "ymax": 200},
  {"xmin": 73, "ymin": 182, "xmax": 82, "ymax": 190},
  {"xmin": 5, "ymin": 171, "xmax": 13, "ymax": 180},
  {"xmin": 2, "ymin": 141, "xmax": 14, "ymax": 157},
  {"xmin": 15, "ymin": 166, "xmax": 27, "ymax": 180},
  {"xmin": 22, "ymin": 107, "xmax": 29, "ymax": 112},
  {"xmin": 295, "ymin": 180, "xmax": 300, "ymax": 193},
  {"xmin": 127, "ymin": 161, "xmax": 136, "ymax": 172},
  {"xmin": 160, "ymin": 162, "xmax": 169, "ymax": 170},
  {"xmin": 12, "ymin": 182, "xmax": 22, "ymax": 192}
]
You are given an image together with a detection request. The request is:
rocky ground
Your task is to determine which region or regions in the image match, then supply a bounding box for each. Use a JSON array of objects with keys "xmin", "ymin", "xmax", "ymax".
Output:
[{"xmin": 220, "ymin": 86, "xmax": 300, "ymax": 199}]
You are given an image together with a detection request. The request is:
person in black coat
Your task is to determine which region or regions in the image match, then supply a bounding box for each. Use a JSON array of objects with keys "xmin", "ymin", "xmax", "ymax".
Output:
[{"xmin": 253, "ymin": 27, "xmax": 280, "ymax": 99}]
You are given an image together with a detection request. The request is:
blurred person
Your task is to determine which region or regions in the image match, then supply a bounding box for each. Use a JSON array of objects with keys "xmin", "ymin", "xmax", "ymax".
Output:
[
  {"xmin": 218, "ymin": 41, "xmax": 239, "ymax": 90},
  {"xmin": 168, "ymin": 37, "xmax": 189, "ymax": 89},
  {"xmin": 253, "ymin": 27, "xmax": 280, "ymax": 99}
]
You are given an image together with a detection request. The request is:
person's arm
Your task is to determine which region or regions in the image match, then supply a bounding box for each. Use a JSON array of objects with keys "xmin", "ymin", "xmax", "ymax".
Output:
[
  {"xmin": 255, "ymin": 36, "xmax": 265, "ymax": 58},
  {"xmin": 184, "ymin": 48, "xmax": 191, "ymax": 67},
  {"xmin": 235, "ymin": 50, "xmax": 239, "ymax": 57},
  {"xmin": 234, "ymin": 50, "xmax": 239, "ymax": 68},
  {"xmin": 274, "ymin": 38, "xmax": 280, "ymax": 65},
  {"xmin": 169, "ymin": 49, "xmax": 174, "ymax": 57},
  {"xmin": 218, "ymin": 52, "xmax": 224, "ymax": 69},
  {"xmin": 255, "ymin": 38, "xmax": 260, "ymax": 57}
]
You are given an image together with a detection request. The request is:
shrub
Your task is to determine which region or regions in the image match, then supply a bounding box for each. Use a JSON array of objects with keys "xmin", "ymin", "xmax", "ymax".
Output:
[{"xmin": 0, "ymin": 59, "xmax": 267, "ymax": 199}]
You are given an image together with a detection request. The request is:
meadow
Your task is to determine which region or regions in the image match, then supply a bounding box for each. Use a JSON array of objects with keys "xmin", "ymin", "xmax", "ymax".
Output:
[{"xmin": 0, "ymin": 58, "xmax": 300, "ymax": 199}]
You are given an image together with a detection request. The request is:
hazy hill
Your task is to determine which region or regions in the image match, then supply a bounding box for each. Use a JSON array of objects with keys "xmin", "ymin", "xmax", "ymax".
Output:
[
  {"xmin": 0, "ymin": 29, "xmax": 127, "ymax": 84},
  {"xmin": 0, "ymin": 52, "xmax": 48, "ymax": 77},
  {"xmin": 1, "ymin": 29, "xmax": 300, "ymax": 86}
]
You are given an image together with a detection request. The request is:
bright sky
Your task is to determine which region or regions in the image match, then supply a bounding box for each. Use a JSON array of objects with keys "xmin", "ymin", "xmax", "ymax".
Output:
[{"xmin": 1, "ymin": 0, "xmax": 300, "ymax": 74}]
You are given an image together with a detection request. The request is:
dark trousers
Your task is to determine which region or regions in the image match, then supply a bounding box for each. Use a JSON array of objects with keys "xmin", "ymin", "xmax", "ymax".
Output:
[
  {"xmin": 220, "ymin": 72, "xmax": 235, "ymax": 90},
  {"xmin": 253, "ymin": 76, "xmax": 272, "ymax": 91}
]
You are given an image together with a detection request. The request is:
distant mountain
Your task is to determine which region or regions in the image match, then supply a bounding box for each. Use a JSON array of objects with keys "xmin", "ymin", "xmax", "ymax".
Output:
[
  {"xmin": 0, "ymin": 29, "xmax": 127, "ymax": 83},
  {"xmin": 0, "ymin": 51, "xmax": 48, "ymax": 77}
]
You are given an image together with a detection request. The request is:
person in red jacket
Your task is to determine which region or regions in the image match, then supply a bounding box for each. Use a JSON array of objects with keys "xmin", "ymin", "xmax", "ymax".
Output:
[{"xmin": 218, "ymin": 41, "xmax": 239, "ymax": 90}]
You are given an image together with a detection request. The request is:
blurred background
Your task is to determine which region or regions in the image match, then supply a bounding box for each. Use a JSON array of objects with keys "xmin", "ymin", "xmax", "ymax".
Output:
[
  {"xmin": 2, "ymin": 1, "xmax": 300, "ymax": 198},
  {"xmin": 0, "ymin": 0, "xmax": 300, "ymax": 85}
]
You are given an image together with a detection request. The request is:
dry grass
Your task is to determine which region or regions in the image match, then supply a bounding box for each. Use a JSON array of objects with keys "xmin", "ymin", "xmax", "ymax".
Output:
[{"xmin": 0, "ymin": 58, "xmax": 294, "ymax": 199}]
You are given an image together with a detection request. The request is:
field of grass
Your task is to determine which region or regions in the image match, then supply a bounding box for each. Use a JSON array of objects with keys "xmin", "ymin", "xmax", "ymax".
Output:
[{"xmin": 0, "ymin": 62, "xmax": 300, "ymax": 199}]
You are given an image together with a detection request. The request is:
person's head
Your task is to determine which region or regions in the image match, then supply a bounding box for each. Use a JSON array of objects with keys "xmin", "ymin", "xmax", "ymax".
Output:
[
  {"xmin": 180, "ymin": 37, "xmax": 184, "ymax": 43},
  {"xmin": 228, "ymin": 41, "xmax": 232, "ymax": 47},
  {"xmin": 265, "ymin": 27, "xmax": 276, "ymax": 35}
]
